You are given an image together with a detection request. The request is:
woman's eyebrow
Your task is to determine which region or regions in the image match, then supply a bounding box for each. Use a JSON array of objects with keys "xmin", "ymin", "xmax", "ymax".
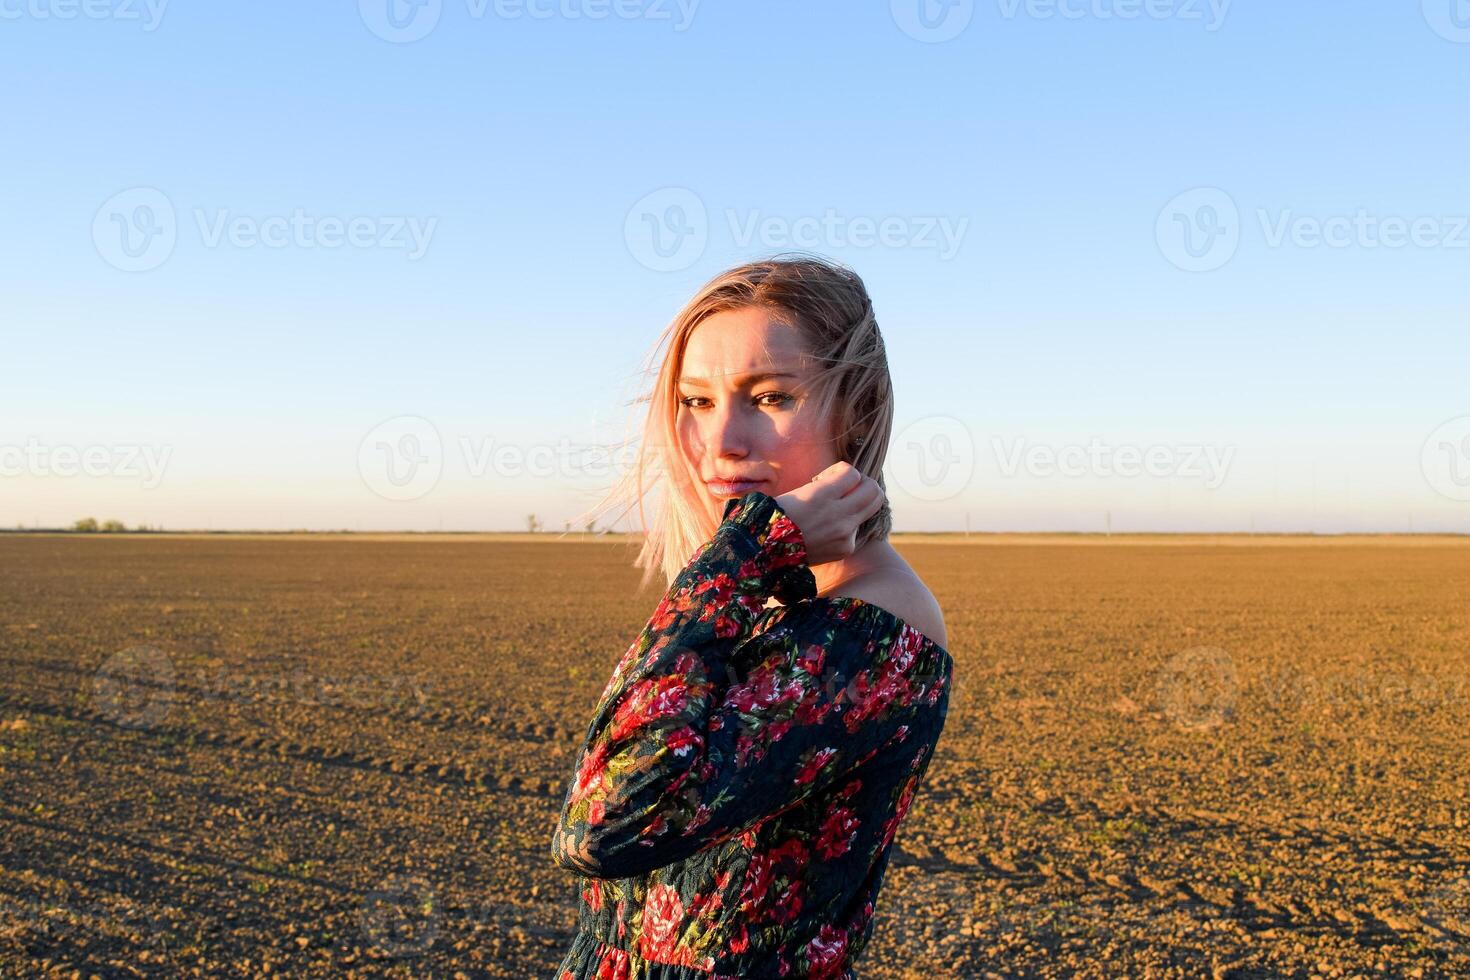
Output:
[{"xmin": 678, "ymin": 371, "xmax": 800, "ymax": 388}]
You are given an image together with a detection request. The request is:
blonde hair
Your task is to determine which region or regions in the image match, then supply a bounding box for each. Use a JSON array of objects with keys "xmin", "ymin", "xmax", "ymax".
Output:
[{"xmin": 567, "ymin": 251, "xmax": 895, "ymax": 592}]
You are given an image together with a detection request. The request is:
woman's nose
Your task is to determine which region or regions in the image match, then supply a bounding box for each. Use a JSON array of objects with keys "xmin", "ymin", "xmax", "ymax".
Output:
[{"xmin": 710, "ymin": 405, "xmax": 751, "ymax": 457}]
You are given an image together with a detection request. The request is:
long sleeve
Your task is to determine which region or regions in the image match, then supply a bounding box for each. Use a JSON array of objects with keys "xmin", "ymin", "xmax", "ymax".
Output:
[{"xmin": 549, "ymin": 491, "xmax": 948, "ymax": 881}]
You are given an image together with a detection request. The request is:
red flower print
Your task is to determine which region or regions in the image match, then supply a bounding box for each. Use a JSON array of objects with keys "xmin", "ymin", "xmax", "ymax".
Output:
[
  {"xmin": 879, "ymin": 812, "xmax": 900, "ymax": 851},
  {"xmin": 682, "ymin": 803, "xmax": 712, "ymax": 836},
  {"xmin": 571, "ymin": 739, "xmax": 611, "ymax": 803},
  {"xmin": 723, "ymin": 664, "xmax": 803, "ymax": 714},
  {"xmin": 793, "ymin": 695, "xmax": 836, "ymax": 726},
  {"xmin": 765, "ymin": 717, "xmax": 794, "ymax": 746},
  {"xmin": 692, "ymin": 571, "xmax": 738, "ymax": 606},
  {"xmin": 768, "ymin": 836, "xmax": 809, "ymax": 868},
  {"xmin": 843, "ymin": 666, "xmax": 913, "ymax": 731},
  {"xmin": 892, "ymin": 624, "xmax": 926, "ymax": 672},
  {"xmin": 795, "ymin": 643, "xmax": 825, "ymax": 676},
  {"xmin": 641, "ymin": 813, "xmax": 667, "ymax": 840},
  {"xmin": 794, "ymin": 746, "xmax": 837, "ymax": 785},
  {"xmin": 738, "ymin": 852, "xmax": 776, "ymax": 911},
  {"xmin": 650, "ymin": 595, "xmax": 678, "ymax": 631},
  {"xmin": 771, "ymin": 880, "xmax": 804, "ymax": 924},
  {"xmin": 803, "ymin": 923, "xmax": 851, "ymax": 979},
  {"xmin": 715, "ymin": 613, "xmax": 744, "ymax": 638},
  {"xmin": 815, "ymin": 805, "xmax": 860, "ymax": 860},
  {"xmin": 764, "ymin": 515, "xmax": 807, "ymax": 569},
  {"xmin": 637, "ymin": 882, "xmax": 686, "ymax": 963},
  {"xmin": 671, "ymin": 648, "xmax": 701, "ymax": 675},
  {"xmin": 593, "ymin": 944, "xmax": 630, "ymax": 980},
  {"xmin": 665, "ymin": 725, "xmax": 703, "ymax": 758},
  {"xmin": 611, "ymin": 674, "xmax": 692, "ymax": 740},
  {"xmin": 734, "ymin": 590, "xmax": 768, "ymax": 618}
]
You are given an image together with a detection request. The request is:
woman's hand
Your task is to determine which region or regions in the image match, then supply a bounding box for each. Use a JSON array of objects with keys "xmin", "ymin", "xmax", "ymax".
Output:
[{"xmin": 773, "ymin": 462, "xmax": 886, "ymax": 567}]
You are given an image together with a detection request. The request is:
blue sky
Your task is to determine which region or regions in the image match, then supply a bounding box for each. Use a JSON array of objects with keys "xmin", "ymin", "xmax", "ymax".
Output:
[{"xmin": 3, "ymin": 1, "xmax": 1468, "ymax": 532}]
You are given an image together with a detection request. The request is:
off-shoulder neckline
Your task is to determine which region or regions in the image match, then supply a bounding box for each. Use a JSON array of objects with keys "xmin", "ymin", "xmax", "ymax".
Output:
[{"xmin": 800, "ymin": 594, "xmax": 952, "ymax": 662}]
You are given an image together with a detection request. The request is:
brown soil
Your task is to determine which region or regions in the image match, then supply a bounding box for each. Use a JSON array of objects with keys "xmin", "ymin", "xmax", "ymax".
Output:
[{"xmin": 1, "ymin": 535, "xmax": 1466, "ymax": 978}]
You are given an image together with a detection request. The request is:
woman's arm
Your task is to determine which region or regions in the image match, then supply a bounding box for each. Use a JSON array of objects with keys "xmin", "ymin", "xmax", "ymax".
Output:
[{"xmin": 549, "ymin": 491, "xmax": 948, "ymax": 880}]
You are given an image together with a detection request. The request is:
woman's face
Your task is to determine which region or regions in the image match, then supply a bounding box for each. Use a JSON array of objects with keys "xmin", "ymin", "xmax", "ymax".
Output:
[{"xmin": 676, "ymin": 306, "xmax": 839, "ymax": 507}]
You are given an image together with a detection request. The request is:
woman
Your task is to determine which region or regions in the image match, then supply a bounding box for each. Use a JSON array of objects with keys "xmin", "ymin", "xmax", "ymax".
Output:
[{"xmin": 550, "ymin": 254, "xmax": 953, "ymax": 978}]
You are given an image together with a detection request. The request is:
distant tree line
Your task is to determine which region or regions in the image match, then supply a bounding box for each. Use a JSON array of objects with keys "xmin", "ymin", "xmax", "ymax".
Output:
[{"xmin": 69, "ymin": 518, "xmax": 158, "ymax": 533}]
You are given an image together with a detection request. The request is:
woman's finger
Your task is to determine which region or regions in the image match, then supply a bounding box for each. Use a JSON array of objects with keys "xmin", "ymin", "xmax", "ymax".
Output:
[
  {"xmin": 843, "ymin": 477, "xmax": 884, "ymax": 523},
  {"xmin": 822, "ymin": 463, "xmax": 864, "ymax": 498}
]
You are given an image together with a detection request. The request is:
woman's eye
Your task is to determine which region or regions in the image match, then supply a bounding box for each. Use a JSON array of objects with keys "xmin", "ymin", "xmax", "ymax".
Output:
[{"xmin": 678, "ymin": 393, "xmax": 793, "ymax": 409}]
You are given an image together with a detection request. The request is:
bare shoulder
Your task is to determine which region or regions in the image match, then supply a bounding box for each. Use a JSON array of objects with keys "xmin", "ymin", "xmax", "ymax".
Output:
[{"xmin": 829, "ymin": 568, "xmax": 948, "ymax": 650}]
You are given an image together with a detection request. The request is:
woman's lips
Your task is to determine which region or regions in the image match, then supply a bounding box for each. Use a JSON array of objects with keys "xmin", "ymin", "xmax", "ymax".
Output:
[{"xmin": 706, "ymin": 479, "xmax": 766, "ymax": 496}]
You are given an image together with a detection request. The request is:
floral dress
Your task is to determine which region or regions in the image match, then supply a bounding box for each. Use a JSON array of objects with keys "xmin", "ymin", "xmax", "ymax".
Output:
[{"xmin": 548, "ymin": 491, "xmax": 953, "ymax": 979}]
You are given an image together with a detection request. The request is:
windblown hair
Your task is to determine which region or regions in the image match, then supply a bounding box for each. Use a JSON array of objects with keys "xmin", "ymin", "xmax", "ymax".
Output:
[{"xmin": 566, "ymin": 252, "xmax": 895, "ymax": 592}]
